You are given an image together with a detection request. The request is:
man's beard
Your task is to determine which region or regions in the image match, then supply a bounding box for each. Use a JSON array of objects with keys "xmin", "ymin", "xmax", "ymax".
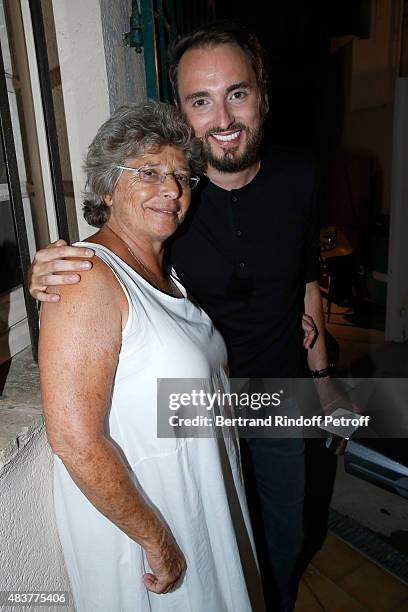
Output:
[{"xmin": 201, "ymin": 122, "xmax": 263, "ymax": 173}]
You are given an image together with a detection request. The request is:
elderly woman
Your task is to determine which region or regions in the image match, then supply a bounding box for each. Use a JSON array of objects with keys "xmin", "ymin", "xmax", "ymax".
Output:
[{"xmin": 39, "ymin": 102, "xmax": 263, "ymax": 612}]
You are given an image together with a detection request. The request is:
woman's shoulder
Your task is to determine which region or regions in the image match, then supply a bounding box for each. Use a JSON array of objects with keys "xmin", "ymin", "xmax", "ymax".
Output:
[{"xmin": 44, "ymin": 251, "xmax": 125, "ymax": 311}]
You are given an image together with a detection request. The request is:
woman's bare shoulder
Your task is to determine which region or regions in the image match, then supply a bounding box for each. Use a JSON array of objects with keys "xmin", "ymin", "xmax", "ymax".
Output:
[
  {"xmin": 52, "ymin": 253, "xmax": 121, "ymax": 296},
  {"xmin": 43, "ymin": 254, "xmax": 125, "ymax": 319}
]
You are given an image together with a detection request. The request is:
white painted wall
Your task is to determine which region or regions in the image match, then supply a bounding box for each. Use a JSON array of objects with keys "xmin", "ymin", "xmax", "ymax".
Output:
[
  {"xmin": 0, "ymin": 423, "xmax": 74, "ymax": 612},
  {"xmin": 51, "ymin": 0, "xmax": 110, "ymax": 240},
  {"xmin": 51, "ymin": 0, "xmax": 146, "ymax": 240}
]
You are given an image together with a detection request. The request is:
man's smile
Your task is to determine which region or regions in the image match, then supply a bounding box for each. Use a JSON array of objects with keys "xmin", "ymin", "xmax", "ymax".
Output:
[{"xmin": 209, "ymin": 129, "xmax": 243, "ymax": 148}]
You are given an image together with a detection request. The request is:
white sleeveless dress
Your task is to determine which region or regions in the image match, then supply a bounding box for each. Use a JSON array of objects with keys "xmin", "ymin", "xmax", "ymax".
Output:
[{"xmin": 53, "ymin": 243, "xmax": 264, "ymax": 612}]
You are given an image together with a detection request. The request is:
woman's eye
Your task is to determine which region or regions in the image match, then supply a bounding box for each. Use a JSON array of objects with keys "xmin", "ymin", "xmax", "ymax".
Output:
[{"xmin": 141, "ymin": 169, "xmax": 157, "ymax": 180}]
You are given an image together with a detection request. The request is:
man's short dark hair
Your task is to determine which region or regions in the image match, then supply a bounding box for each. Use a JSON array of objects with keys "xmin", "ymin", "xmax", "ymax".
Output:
[{"xmin": 168, "ymin": 21, "xmax": 269, "ymax": 117}]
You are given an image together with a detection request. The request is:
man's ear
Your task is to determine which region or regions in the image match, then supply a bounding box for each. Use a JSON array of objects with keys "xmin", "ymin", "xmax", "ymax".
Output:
[
  {"xmin": 261, "ymin": 91, "xmax": 269, "ymax": 117},
  {"xmin": 264, "ymin": 93, "xmax": 269, "ymax": 115}
]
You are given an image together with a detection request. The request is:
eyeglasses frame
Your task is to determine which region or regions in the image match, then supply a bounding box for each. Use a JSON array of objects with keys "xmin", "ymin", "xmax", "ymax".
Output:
[{"xmin": 115, "ymin": 165, "xmax": 200, "ymax": 190}]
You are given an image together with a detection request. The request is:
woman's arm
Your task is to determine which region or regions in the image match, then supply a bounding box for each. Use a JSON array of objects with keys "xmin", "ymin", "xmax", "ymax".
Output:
[{"xmin": 39, "ymin": 258, "xmax": 185, "ymax": 593}]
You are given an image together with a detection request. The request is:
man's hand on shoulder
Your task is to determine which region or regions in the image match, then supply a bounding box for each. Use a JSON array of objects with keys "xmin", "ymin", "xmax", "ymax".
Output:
[{"xmin": 28, "ymin": 239, "xmax": 95, "ymax": 302}]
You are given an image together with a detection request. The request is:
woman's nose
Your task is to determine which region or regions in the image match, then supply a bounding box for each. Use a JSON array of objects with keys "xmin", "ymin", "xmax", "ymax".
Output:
[{"xmin": 160, "ymin": 173, "xmax": 180, "ymax": 198}]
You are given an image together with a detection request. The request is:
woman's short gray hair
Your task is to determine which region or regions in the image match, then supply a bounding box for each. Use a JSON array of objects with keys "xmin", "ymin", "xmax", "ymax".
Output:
[{"xmin": 83, "ymin": 101, "xmax": 204, "ymax": 227}]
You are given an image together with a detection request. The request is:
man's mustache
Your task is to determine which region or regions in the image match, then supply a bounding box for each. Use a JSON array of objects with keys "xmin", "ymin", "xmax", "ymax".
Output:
[{"xmin": 203, "ymin": 123, "xmax": 247, "ymax": 140}]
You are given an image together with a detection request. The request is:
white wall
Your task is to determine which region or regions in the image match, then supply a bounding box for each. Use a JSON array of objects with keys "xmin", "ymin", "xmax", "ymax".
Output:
[
  {"xmin": 51, "ymin": 0, "xmax": 147, "ymax": 240},
  {"xmin": 51, "ymin": 0, "xmax": 111, "ymax": 240},
  {"xmin": 0, "ymin": 424, "xmax": 74, "ymax": 612}
]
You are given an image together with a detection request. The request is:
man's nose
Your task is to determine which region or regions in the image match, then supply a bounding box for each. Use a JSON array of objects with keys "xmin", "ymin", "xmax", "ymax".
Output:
[{"xmin": 214, "ymin": 101, "xmax": 235, "ymax": 130}]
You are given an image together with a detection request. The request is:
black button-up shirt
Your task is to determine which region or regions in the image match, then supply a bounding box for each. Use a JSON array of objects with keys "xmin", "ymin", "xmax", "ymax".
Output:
[{"xmin": 169, "ymin": 146, "xmax": 320, "ymax": 377}]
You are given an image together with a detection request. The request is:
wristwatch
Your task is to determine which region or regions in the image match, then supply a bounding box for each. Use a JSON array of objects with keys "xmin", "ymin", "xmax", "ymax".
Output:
[{"xmin": 311, "ymin": 366, "xmax": 332, "ymax": 379}]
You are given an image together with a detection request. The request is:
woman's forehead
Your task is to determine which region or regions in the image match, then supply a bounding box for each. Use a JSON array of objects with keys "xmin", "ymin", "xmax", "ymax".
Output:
[{"xmin": 127, "ymin": 144, "xmax": 188, "ymax": 167}]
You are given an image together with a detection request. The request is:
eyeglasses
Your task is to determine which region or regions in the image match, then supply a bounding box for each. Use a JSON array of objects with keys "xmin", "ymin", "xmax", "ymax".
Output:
[{"xmin": 116, "ymin": 165, "xmax": 200, "ymax": 190}]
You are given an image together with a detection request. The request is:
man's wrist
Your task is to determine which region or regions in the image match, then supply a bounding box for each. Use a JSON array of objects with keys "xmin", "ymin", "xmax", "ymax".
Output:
[{"xmin": 310, "ymin": 365, "xmax": 332, "ymax": 379}]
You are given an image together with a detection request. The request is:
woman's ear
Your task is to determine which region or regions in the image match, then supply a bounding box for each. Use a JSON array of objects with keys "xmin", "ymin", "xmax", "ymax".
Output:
[{"xmin": 104, "ymin": 194, "xmax": 113, "ymax": 207}]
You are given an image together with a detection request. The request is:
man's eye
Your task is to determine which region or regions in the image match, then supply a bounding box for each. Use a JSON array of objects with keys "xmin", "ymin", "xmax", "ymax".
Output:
[
  {"xmin": 174, "ymin": 174, "xmax": 189, "ymax": 184},
  {"xmin": 192, "ymin": 99, "xmax": 208, "ymax": 107},
  {"xmin": 230, "ymin": 91, "xmax": 247, "ymax": 100}
]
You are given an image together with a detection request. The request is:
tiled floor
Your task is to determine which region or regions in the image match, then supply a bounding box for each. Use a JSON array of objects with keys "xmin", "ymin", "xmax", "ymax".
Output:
[{"xmin": 295, "ymin": 533, "xmax": 408, "ymax": 611}]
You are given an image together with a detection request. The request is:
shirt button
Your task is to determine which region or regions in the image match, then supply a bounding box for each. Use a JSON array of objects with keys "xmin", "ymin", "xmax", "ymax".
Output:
[
  {"xmin": 231, "ymin": 195, "xmax": 238, "ymax": 203},
  {"xmin": 239, "ymin": 261, "xmax": 245, "ymax": 269},
  {"xmin": 236, "ymin": 229, "xmax": 242, "ymax": 237}
]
